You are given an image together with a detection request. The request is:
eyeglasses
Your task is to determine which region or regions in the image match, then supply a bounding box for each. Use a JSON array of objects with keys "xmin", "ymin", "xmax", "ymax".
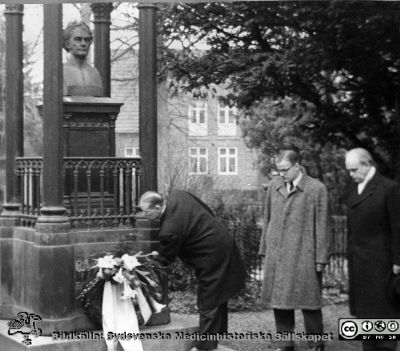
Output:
[{"xmin": 276, "ymin": 165, "xmax": 294, "ymax": 175}]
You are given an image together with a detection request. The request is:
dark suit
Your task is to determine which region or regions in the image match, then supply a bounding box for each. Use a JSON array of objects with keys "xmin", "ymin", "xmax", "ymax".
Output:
[
  {"xmin": 158, "ymin": 190, "xmax": 246, "ymax": 349},
  {"xmin": 347, "ymin": 172, "xmax": 400, "ymax": 351}
]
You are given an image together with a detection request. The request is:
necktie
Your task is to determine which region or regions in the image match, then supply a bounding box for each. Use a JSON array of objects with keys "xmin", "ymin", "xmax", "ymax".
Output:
[{"xmin": 288, "ymin": 181, "xmax": 294, "ymax": 192}]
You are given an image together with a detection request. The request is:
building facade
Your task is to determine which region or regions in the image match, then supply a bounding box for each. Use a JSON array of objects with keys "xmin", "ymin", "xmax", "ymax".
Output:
[{"xmin": 111, "ymin": 51, "xmax": 266, "ymax": 197}]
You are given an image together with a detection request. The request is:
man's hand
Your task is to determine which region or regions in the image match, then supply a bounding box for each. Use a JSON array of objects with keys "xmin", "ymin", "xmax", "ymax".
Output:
[
  {"xmin": 316, "ymin": 263, "xmax": 325, "ymax": 273},
  {"xmin": 393, "ymin": 264, "xmax": 400, "ymax": 275}
]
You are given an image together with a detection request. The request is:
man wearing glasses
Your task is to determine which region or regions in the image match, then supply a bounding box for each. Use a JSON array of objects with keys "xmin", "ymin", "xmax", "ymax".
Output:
[{"xmin": 259, "ymin": 150, "xmax": 329, "ymax": 351}]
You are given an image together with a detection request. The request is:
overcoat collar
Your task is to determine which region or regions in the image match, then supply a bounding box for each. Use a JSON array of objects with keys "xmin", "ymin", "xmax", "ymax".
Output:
[
  {"xmin": 348, "ymin": 171, "xmax": 380, "ymax": 209},
  {"xmin": 276, "ymin": 172, "xmax": 307, "ymax": 198}
]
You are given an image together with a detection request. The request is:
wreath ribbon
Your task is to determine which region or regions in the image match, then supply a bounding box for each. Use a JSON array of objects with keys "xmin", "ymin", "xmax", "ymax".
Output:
[{"xmin": 102, "ymin": 282, "xmax": 144, "ymax": 351}]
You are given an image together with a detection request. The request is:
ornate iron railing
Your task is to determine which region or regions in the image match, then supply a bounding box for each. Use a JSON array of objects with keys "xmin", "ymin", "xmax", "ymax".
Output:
[
  {"xmin": 16, "ymin": 158, "xmax": 43, "ymax": 227},
  {"xmin": 16, "ymin": 157, "xmax": 141, "ymax": 229}
]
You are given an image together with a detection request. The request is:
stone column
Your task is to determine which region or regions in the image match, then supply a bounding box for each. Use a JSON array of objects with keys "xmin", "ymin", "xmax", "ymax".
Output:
[
  {"xmin": 91, "ymin": 3, "xmax": 113, "ymax": 97},
  {"xmin": 138, "ymin": 3, "xmax": 158, "ymax": 193},
  {"xmin": 2, "ymin": 4, "xmax": 24, "ymax": 218},
  {"xmin": 36, "ymin": 4, "xmax": 69, "ymax": 230}
]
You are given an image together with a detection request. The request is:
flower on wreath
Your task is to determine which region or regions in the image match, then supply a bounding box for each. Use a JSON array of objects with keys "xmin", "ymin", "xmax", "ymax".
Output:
[
  {"xmin": 96, "ymin": 255, "xmax": 116, "ymax": 269},
  {"xmin": 121, "ymin": 281, "xmax": 137, "ymax": 300},
  {"xmin": 95, "ymin": 255, "xmax": 121, "ymax": 280},
  {"xmin": 121, "ymin": 254, "xmax": 141, "ymax": 271},
  {"xmin": 112, "ymin": 268, "xmax": 125, "ymax": 284},
  {"xmin": 121, "ymin": 254, "xmax": 145, "ymax": 290},
  {"xmin": 78, "ymin": 248, "xmax": 166, "ymax": 328}
]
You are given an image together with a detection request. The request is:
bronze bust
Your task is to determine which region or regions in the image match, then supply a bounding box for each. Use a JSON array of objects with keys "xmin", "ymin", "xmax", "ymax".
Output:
[{"xmin": 63, "ymin": 21, "xmax": 104, "ymax": 97}]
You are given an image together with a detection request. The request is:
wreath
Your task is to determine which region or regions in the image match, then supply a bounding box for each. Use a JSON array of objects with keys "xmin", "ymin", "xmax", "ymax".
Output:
[{"xmin": 77, "ymin": 249, "xmax": 167, "ymax": 328}]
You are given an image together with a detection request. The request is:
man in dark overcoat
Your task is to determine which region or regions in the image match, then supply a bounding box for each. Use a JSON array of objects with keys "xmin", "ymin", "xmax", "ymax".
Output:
[
  {"xmin": 345, "ymin": 148, "xmax": 400, "ymax": 351},
  {"xmin": 138, "ymin": 190, "xmax": 246, "ymax": 351},
  {"xmin": 259, "ymin": 150, "xmax": 330, "ymax": 351}
]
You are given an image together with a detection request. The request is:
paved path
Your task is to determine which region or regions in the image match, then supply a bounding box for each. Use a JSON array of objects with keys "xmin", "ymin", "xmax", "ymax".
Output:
[{"xmin": 174, "ymin": 304, "xmax": 369, "ymax": 351}]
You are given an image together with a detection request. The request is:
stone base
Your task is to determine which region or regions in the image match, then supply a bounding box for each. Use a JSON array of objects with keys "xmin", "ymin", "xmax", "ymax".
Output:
[
  {"xmin": 0, "ymin": 314, "xmax": 199, "ymax": 351},
  {"xmin": 0, "ymin": 224, "xmax": 166, "ymax": 333}
]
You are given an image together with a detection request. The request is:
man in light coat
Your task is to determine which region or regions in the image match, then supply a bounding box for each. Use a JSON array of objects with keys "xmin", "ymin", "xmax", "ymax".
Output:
[
  {"xmin": 345, "ymin": 148, "xmax": 400, "ymax": 351},
  {"xmin": 259, "ymin": 150, "xmax": 329, "ymax": 351}
]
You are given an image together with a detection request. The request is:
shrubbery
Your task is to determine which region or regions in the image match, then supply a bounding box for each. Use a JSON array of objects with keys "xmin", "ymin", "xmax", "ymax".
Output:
[
  {"xmin": 167, "ymin": 192, "xmax": 263, "ymax": 292},
  {"xmin": 169, "ymin": 281, "xmax": 264, "ymax": 314},
  {"xmin": 167, "ymin": 193, "xmax": 264, "ymax": 312},
  {"xmin": 213, "ymin": 195, "xmax": 262, "ymax": 280}
]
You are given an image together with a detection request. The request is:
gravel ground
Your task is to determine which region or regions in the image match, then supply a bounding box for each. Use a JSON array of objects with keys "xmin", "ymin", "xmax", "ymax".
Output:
[
  {"xmin": 176, "ymin": 303, "xmax": 388, "ymax": 351},
  {"xmin": 223, "ymin": 304, "xmax": 360, "ymax": 351}
]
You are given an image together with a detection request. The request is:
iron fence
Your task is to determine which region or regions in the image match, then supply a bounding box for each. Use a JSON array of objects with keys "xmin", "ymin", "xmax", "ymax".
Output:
[
  {"xmin": 15, "ymin": 157, "xmax": 141, "ymax": 229},
  {"xmin": 13, "ymin": 158, "xmax": 349, "ymax": 282},
  {"xmin": 17, "ymin": 158, "xmax": 43, "ymax": 227},
  {"xmin": 168, "ymin": 215, "xmax": 348, "ymax": 293},
  {"xmin": 235, "ymin": 215, "xmax": 348, "ymax": 283},
  {"xmin": 325, "ymin": 215, "xmax": 348, "ymax": 279}
]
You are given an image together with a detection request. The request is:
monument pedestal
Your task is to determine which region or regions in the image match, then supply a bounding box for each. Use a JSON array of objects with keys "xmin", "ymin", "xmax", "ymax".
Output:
[
  {"xmin": 62, "ymin": 97, "xmax": 123, "ymax": 158},
  {"xmin": 38, "ymin": 97, "xmax": 125, "ymax": 198},
  {"xmin": 38, "ymin": 97, "xmax": 123, "ymax": 158},
  {"xmin": 0, "ymin": 217, "xmax": 169, "ymax": 333},
  {"xmin": 0, "ymin": 97, "xmax": 171, "ymax": 340}
]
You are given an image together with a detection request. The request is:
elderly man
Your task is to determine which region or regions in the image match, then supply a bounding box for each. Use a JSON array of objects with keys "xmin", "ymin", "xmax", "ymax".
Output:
[
  {"xmin": 345, "ymin": 148, "xmax": 400, "ymax": 351},
  {"xmin": 259, "ymin": 150, "xmax": 329, "ymax": 351},
  {"xmin": 63, "ymin": 21, "xmax": 104, "ymax": 96},
  {"xmin": 138, "ymin": 190, "xmax": 246, "ymax": 351}
]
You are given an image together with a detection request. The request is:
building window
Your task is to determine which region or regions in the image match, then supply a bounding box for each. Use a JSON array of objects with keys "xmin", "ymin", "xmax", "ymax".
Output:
[
  {"xmin": 189, "ymin": 147, "xmax": 208, "ymax": 174},
  {"xmin": 188, "ymin": 101, "xmax": 208, "ymax": 136},
  {"xmin": 218, "ymin": 147, "xmax": 238, "ymax": 174},
  {"xmin": 124, "ymin": 147, "xmax": 140, "ymax": 158},
  {"xmin": 218, "ymin": 102, "xmax": 237, "ymax": 136}
]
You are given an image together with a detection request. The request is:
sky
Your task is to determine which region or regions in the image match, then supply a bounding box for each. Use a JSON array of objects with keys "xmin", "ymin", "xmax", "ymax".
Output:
[
  {"xmin": 1, "ymin": 2, "xmax": 205, "ymax": 87},
  {"xmin": 0, "ymin": 3, "xmax": 138, "ymax": 85},
  {"xmin": 7, "ymin": 4, "xmax": 81, "ymax": 84}
]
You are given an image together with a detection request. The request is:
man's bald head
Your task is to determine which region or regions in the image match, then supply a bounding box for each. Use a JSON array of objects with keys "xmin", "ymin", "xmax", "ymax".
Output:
[
  {"xmin": 345, "ymin": 148, "xmax": 374, "ymax": 166},
  {"xmin": 139, "ymin": 191, "xmax": 164, "ymax": 209},
  {"xmin": 138, "ymin": 191, "xmax": 165, "ymax": 220},
  {"xmin": 345, "ymin": 148, "xmax": 374, "ymax": 183}
]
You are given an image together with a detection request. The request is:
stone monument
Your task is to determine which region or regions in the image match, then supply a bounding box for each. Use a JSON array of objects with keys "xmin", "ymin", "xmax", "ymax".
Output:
[
  {"xmin": 63, "ymin": 21, "xmax": 104, "ymax": 97},
  {"xmin": 0, "ymin": 8, "xmax": 185, "ymax": 351}
]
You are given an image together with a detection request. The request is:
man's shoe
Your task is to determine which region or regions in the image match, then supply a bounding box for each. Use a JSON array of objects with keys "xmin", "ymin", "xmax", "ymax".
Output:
[
  {"xmin": 189, "ymin": 348, "xmax": 218, "ymax": 351},
  {"xmin": 273, "ymin": 347, "xmax": 295, "ymax": 351}
]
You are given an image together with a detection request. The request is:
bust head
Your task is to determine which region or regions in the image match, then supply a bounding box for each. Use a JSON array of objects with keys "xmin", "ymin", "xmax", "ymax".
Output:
[
  {"xmin": 62, "ymin": 21, "xmax": 104, "ymax": 96},
  {"xmin": 63, "ymin": 21, "xmax": 93, "ymax": 60}
]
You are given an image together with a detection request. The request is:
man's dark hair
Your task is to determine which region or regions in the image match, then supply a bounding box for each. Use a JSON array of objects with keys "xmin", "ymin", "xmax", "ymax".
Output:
[{"xmin": 275, "ymin": 150, "xmax": 300, "ymax": 165}]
